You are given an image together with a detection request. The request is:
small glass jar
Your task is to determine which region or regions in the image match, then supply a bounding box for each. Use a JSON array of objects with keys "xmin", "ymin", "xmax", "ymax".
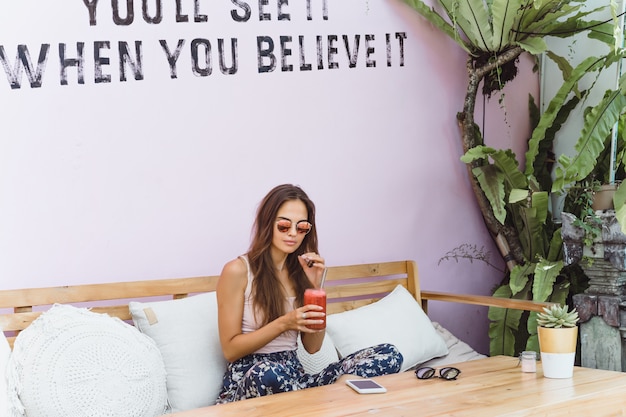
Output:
[{"xmin": 520, "ymin": 351, "xmax": 537, "ymax": 373}]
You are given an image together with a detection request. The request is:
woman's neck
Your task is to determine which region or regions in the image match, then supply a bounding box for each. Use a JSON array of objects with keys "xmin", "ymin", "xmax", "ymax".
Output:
[{"xmin": 273, "ymin": 252, "xmax": 288, "ymax": 272}]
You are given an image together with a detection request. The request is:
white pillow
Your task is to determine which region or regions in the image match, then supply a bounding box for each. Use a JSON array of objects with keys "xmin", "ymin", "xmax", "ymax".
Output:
[
  {"xmin": 326, "ymin": 285, "xmax": 448, "ymax": 372},
  {"xmin": 296, "ymin": 332, "xmax": 339, "ymax": 374},
  {"xmin": 418, "ymin": 322, "xmax": 486, "ymax": 368},
  {"xmin": 6, "ymin": 304, "xmax": 167, "ymax": 417},
  {"xmin": 1, "ymin": 331, "xmax": 11, "ymax": 417},
  {"xmin": 129, "ymin": 292, "xmax": 226, "ymax": 412}
]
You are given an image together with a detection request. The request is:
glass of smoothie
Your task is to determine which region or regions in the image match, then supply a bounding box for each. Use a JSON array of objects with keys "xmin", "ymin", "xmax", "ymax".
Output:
[{"xmin": 303, "ymin": 288, "xmax": 326, "ymax": 330}]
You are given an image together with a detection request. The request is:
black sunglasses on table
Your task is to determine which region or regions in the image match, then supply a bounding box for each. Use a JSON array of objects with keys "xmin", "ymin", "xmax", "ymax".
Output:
[{"xmin": 415, "ymin": 366, "xmax": 461, "ymax": 380}]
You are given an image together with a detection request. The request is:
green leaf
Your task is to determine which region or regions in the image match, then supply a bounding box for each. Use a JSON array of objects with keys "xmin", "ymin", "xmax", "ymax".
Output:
[
  {"xmin": 516, "ymin": 36, "xmax": 547, "ymax": 55},
  {"xmin": 609, "ymin": 1, "xmax": 624, "ymax": 50},
  {"xmin": 463, "ymin": 146, "xmax": 531, "ymax": 225},
  {"xmin": 528, "ymin": 93, "xmax": 581, "ymax": 192},
  {"xmin": 530, "ymin": 190, "xmax": 549, "ymax": 227},
  {"xmin": 488, "ymin": 284, "xmax": 524, "ymax": 356},
  {"xmin": 506, "ymin": 187, "xmax": 550, "ymax": 261},
  {"xmin": 614, "ymin": 181, "xmax": 626, "ymax": 234},
  {"xmin": 557, "ymin": 86, "xmax": 626, "ymax": 186},
  {"xmin": 472, "ymin": 165, "xmax": 507, "ymax": 224},
  {"xmin": 546, "ymin": 227, "xmax": 563, "ymax": 262},
  {"xmin": 449, "ymin": 0, "xmax": 494, "ymax": 51},
  {"xmin": 458, "ymin": 0, "xmax": 495, "ymax": 51},
  {"xmin": 509, "ymin": 263, "xmax": 533, "ymax": 296},
  {"xmin": 402, "ymin": 0, "xmax": 473, "ymax": 54},
  {"xmin": 509, "ymin": 188, "xmax": 529, "ymax": 204},
  {"xmin": 522, "ymin": 5, "xmax": 596, "ymax": 40},
  {"xmin": 515, "ymin": 205, "xmax": 545, "ymax": 260},
  {"xmin": 588, "ymin": 22, "xmax": 622, "ymax": 48},
  {"xmin": 491, "ymin": 0, "xmax": 524, "ymax": 51},
  {"xmin": 532, "ymin": 258, "xmax": 564, "ymax": 302},
  {"xmin": 533, "ymin": 58, "xmax": 599, "ymax": 182},
  {"xmin": 527, "ymin": 55, "xmax": 611, "ymax": 190},
  {"xmin": 550, "ymin": 280, "xmax": 570, "ymax": 306},
  {"xmin": 525, "ymin": 311, "xmax": 540, "ymax": 353},
  {"xmin": 460, "ymin": 145, "xmax": 496, "ymax": 163},
  {"xmin": 544, "ymin": 51, "xmax": 575, "ymax": 92},
  {"xmin": 489, "ymin": 149, "xmax": 527, "ymax": 189}
]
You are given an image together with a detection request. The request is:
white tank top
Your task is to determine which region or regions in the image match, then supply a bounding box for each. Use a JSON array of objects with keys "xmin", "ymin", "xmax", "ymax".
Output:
[{"xmin": 240, "ymin": 255, "xmax": 297, "ymax": 354}]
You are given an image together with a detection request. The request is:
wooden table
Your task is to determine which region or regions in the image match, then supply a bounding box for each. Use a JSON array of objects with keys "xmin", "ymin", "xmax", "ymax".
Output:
[{"xmin": 169, "ymin": 356, "xmax": 626, "ymax": 416}]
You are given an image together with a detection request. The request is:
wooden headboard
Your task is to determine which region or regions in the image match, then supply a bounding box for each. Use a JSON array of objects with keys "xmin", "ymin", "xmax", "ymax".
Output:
[{"xmin": 0, "ymin": 260, "xmax": 551, "ymax": 348}]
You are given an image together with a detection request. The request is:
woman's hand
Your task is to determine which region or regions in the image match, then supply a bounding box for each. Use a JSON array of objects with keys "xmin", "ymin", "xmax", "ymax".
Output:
[
  {"xmin": 299, "ymin": 253, "xmax": 326, "ymax": 288},
  {"xmin": 291, "ymin": 304, "xmax": 325, "ymax": 332}
]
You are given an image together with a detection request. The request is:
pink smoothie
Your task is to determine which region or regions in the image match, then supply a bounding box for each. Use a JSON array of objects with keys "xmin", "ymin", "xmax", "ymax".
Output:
[{"xmin": 303, "ymin": 288, "xmax": 326, "ymax": 330}]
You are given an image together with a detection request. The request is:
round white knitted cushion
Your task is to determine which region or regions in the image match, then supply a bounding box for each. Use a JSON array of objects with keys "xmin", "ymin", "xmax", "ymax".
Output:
[
  {"xmin": 7, "ymin": 304, "xmax": 167, "ymax": 417},
  {"xmin": 296, "ymin": 332, "xmax": 339, "ymax": 374}
]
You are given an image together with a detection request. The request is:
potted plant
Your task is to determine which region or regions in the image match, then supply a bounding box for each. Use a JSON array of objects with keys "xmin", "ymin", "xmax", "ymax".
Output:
[{"xmin": 536, "ymin": 304, "xmax": 580, "ymax": 378}]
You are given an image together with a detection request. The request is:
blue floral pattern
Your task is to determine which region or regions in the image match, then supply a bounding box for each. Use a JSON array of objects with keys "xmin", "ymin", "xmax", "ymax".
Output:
[{"xmin": 216, "ymin": 343, "xmax": 402, "ymax": 404}]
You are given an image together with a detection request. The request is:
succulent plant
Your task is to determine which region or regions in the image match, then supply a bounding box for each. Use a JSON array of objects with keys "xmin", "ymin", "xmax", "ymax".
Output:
[{"xmin": 537, "ymin": 305, "xmax": 579, "ymax": 328}]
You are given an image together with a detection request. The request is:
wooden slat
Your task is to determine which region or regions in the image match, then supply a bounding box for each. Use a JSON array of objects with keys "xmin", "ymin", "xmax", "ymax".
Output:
[
  {"xmin": 406, "ymin": 260, "xmax": 421, "ymax": 304},
  {"xmin": 327, "ymin": 299, "xmax": 381, "ymax": 314},
  {"xmin": 89, "ymin": 305, "xmax": 133, "ymax": 321},
  {"xmin": 324, "ymin": 261, "xmax": 410, "ymax": 281},
  {"xmin": 421, "ymin": 290, "xmax": 554, "ymax": 312},
  {"xmin": 6, "ymin": 336, "xmax": 16, "ymax": 349},
  {"xmin": 0, "ymin": 305, "xmax": 133, "ymax": 332},
  {"xmin": 0, "ymin": 311, "xmax": 40, "ymax": 332},
  {"xmin": 0, "ymin": 276, "xmax": 218, "ymax": 308},
  {"xmin": 325, "ymin": 279, "xmax": 407, "ymax": 300}
]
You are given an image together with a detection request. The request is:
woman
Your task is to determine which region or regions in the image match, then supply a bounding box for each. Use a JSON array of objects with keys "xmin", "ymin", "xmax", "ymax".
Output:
[{"xmin": 215, "ymin": 184, "xmax": 402, "ymax": 403}]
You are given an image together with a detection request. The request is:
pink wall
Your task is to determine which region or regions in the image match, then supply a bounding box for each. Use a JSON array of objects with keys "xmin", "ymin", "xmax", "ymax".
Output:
[{"xmin": 0, "ymin": 0, "xmax": 539, "ymax": 355}]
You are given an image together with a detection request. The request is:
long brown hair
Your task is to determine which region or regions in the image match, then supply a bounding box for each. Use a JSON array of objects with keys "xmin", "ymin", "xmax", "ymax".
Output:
[{"xmin": 247, "ymin": 184, "xmax": 319, "ymax": 326}]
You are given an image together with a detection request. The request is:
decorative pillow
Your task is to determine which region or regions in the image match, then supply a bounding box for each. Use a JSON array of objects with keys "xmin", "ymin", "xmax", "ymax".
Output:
[
  {"xmin": 129, "ymin": 292, "xmax": 226, "ymax": 412},
  {"xmin": 417, "ymin": 322, "xmax": 486, "ymax": 368},
  {"xmin": 296, "ymin": 332, "xmax": 339, "ymax": 374},
  {"xmin": 1, "ymin": 331, "xmax": 10, "ymax": 417},
  {"xmin": 326, "ymin": 285, "xmax": 448, "ymax": 372},
  {"xmin": 6, "ymin": 304, "xmax": 167, "ymax": 417}
]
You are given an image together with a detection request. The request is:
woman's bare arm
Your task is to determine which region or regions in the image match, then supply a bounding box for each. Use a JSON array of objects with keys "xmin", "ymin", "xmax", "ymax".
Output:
[{"xmin": 217, "ymin": 259, "xmax": 305, "ymax": 362}]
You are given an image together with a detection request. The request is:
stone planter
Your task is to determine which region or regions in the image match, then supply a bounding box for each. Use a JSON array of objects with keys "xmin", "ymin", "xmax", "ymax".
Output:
[
  {"xmin": 561, "ymin": 211, "xmax": 626, "ymax": 289},
  {"xmin": 561, "ymin": 210, "xmax": 626, "ymax": 372}
]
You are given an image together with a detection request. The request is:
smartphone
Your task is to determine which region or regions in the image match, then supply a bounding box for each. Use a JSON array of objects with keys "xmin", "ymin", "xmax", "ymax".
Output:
[{"xmin": 345, "ymin": 379, "xmax": 387, "ymax": 394}]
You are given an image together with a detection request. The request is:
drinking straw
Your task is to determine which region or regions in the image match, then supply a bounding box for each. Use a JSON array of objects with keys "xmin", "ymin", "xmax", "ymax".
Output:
[{"xmin": 320, "ymin": 267, "xmax": 328, "ymax": 289}]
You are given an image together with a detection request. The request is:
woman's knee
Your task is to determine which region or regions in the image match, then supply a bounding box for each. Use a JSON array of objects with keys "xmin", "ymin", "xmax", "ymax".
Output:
[{"xmin": 246, "ymin": 362, "xmax": 294, "ymax": 395}]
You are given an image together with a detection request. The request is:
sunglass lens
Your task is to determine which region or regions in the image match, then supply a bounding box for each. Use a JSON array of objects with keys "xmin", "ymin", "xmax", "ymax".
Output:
[
  {"xmin": 276, "ymin": 220, "xmax": 291, "ymax": 233},
  {"xmin": 416, "ymin": 367, "xmax": 435, "ymax": 379},
  {"xmin": 297, "ymin": 222, "xmax": 312, "ymax": 234},
  {"xmin": 440, "ymin": 367, "xmax": 460, "ymax": 380}
]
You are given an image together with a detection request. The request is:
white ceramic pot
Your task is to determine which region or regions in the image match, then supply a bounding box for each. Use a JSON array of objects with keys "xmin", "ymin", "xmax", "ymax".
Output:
[{"xmin": 540, "ymin": 352, "xmax": 576, "ymax": 378}]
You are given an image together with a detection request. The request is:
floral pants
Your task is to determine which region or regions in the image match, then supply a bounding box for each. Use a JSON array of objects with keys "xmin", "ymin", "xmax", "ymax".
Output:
[{"xmin": 215, "ymin": 343, "xmax": 402, "ymax": 404}]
